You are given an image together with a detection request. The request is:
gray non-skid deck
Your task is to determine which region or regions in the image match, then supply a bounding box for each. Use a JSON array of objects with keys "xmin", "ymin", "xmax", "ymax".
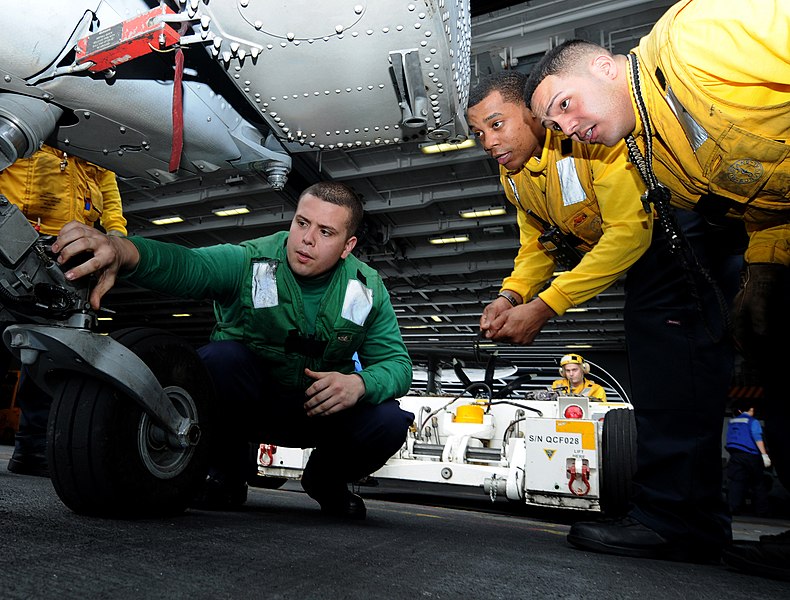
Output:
[{"xmin": 0, "ymin": 444, "xmax": 787, "ymax": 599}]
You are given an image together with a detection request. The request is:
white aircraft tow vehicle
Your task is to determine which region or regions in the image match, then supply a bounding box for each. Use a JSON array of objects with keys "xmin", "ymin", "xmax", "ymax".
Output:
[{"xmin": 254, "ymin": 354, "xmax": 637, "ymax": 515}]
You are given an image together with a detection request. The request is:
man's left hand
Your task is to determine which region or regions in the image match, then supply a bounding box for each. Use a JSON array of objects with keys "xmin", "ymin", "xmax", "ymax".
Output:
[
  {"xmin": 482, "ymin": 297, "xmax": 556, "ymax": 345},
  {"xmin": 304, "ymin": 368, "xmax": 365, "ymax": 416}
]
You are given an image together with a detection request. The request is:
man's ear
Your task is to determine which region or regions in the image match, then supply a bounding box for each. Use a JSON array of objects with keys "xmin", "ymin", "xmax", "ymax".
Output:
[
  {"xmin": 592, "ymin": 54, "xmax": 618, "ymax": 80},
  {"xmin": 341, "ymin": 235, "xmax": 358, "ymax": 258}
]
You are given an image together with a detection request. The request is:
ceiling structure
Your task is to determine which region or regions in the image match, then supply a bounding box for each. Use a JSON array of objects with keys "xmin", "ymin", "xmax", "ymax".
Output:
[{"xmin": 99, "ymin": 0, "xmax": 676, "ymax": 376}]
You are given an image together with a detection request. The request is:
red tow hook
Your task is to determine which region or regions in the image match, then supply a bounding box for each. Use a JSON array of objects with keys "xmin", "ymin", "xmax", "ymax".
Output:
[
  {"xmin": 568, "ymin": 462, "xmax": 591, "ymax": 496},
  {"xmin": 258, "ymin": 444, "xmax": 277, "ymax": 467}
]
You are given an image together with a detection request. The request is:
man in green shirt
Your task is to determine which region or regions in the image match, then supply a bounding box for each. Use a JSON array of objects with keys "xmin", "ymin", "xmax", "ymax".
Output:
[{"xmin": 54, "ymin": 181, "xmax": 414, "ymax": 519}]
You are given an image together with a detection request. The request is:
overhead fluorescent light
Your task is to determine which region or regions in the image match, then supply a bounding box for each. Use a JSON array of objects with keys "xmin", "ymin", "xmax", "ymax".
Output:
[
  {"xmin": 420, "ymin": 138, "xmax": 476, "ymax": 154},
  {"xmin": 429, "ymin": 234, "xmax": 470, "ymax": 245},
  {"xmin": 565, "ymin": 344, "xmax": 592, "ymax": 349},
  {"xmin": 212, "ymin": 205, "xmax": 250, "ymax": 217},
  {"xmin": 172, "ymin": 313, "xmax": 192, "ymax": 318},
  {"xmin": 565, "ymin": 307, "xmax": 589, "ymax": 313},
  {"xmin": 459, "ymin": 206, "xmax": 506, "ymax": 219},
  {"xmin": 97, "ymin": 317, "xmax": 113, "ymax": 321},
  {"xmin": 430, "ymin": 315, "xmax": 442, "ymax": 322},
  {"xmin": 150, "ymin": 215, "xmax": 183, "ymax": 226}
]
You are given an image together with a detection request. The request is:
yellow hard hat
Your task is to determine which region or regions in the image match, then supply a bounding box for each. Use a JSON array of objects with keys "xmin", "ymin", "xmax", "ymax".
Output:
[{"xmin": 559, "ymin": 353, "xmax": 590, "ymax": 374}]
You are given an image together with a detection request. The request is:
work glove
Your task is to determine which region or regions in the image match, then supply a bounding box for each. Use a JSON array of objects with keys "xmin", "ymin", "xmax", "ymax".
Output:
[
  {"xmin": 762, "ymin": 454, "xmax": 772, "ymax": 469},
  {"xmin": 731, "ymin": 263, "xmax": 787, "ymax": 360}
]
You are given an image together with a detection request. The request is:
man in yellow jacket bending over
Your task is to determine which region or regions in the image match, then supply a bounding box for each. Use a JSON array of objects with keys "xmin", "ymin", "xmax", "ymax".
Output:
[
  {"xmin": 526, "ymin": 0, "xmax": 788, "ymax": 577},
  {"xmin": 470, "ymin": 65, "xmax": 744, "ymax": 565},
  {"xmin": 467, "ymin": 71, "xmax": 652, "ymax": 346}
]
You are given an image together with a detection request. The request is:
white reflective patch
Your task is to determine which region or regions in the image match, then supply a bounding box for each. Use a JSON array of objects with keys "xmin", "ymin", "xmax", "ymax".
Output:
[
  {"xmin": 341, "ymin": 279, "xmax": 373, "ymax": 326},
  {"xmin": 251, "ymin": 261, "xmax": 278, "ymax": 308},
  {"xmin": 556, "ymin": 157, "xmax": 586, "ymax": 206},
  {"xmin": 665, "ymin": 86, "xmax": 708, "ymax": 151}
]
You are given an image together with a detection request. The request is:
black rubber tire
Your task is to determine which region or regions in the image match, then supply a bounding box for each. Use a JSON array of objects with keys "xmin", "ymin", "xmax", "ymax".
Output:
[
  {"xmin": 599, "ymin": 408, "xmax": 637, "ymax": 517},
  {"xmin": 47, "ymin": 327, "xmax": 214, "ymax": 517}
]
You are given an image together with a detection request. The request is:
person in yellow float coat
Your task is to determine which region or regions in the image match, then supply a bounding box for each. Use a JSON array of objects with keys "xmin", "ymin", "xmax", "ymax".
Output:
[
  {"xmin": 466, "ymin": 71, "xmax": 652, "ymax": 346},
  {"xmin": 0, "ymin": 143, "xmax": 127, "ymax": 478},
  {"xmin": 551, "ymin": 354, "xmax": 606, "ymax": 401},
  {"xmin": 0, "ymin": 143, "xmax": 127, "ymax": 236},
  {"xmin": 526, "ymin": 0, "xmax": 788, "ymax": 576}
]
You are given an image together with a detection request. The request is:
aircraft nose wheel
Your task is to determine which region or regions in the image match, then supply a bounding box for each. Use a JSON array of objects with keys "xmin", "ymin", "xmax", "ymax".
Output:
[{"xmin": 48, "ymin": 328, "xmax": 214, "ymax": 518}]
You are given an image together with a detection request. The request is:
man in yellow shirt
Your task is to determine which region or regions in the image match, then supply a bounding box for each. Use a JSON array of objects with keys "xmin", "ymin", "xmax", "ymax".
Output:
[
  {"xmin": 525, "ymin": 0, "xmax": 788, "ymax": 575},
  {"xmin": 0, "ymin": 144, "xmax": 127, "ymax": 236},
  {"xmin": 0, "ymin": 144, "xmax": 127, "ymax": 477},
  {"xmin": 551, "ymin": 354, "xmax": 606, "ymax": 401},
  {"xmin": 467, "ymin": 71, "xmax": 652, "ymax": 346}
]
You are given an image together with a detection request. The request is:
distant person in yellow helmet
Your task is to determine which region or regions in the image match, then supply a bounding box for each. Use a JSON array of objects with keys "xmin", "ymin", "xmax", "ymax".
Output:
[{"xmin": 551, "ymin": 354, "xmax": 606, "ymax": 401}]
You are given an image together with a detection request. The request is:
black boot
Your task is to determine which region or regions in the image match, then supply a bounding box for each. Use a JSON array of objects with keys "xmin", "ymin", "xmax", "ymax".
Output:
[
  {"xmin": 190, "ymin": 474, "xmax": 248, "ymax": 511},
  {"xmin": 7, "ymin": 448, "xmax": 49, "ymax": 477},
  {"xmin": 722, "ymin": 530, "xmax": 790, "ymax": 582},
  {"xmin": 301, "ymin": 466, "xmax": 366, "ymax": 520},
  {"xmin": 568, "ymin": 516, "xmax": 723, "ymax": 563},
  {"xmin": 7, "ymin": 370, "xmax": 50, "ymax": 477}
]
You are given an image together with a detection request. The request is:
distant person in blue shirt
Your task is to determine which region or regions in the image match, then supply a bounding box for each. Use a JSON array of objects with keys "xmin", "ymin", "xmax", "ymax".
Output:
[{"xmin": 725, "ymin": 401, "xmax": 772, "ymax": 517}]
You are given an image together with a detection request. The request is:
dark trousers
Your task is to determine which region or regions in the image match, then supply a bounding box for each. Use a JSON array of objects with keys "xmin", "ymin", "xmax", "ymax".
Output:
[
  {"xmin": 726, "ymin": 449, "xmax": 770, "ymax": 516},
  {"xmin": 12, "ymin": 372, "xmax": 51, "ymax": 454},
  {"xmin": 2, "ymin": 322, "xmax": 51, "ymax": 457},
  {"xmin": 197, "ymin": 340, "xmax": 414, "ymax": 491},
  {"xmin": 624, "ymin": 211, "xmax": 741, "ymax": 547}
]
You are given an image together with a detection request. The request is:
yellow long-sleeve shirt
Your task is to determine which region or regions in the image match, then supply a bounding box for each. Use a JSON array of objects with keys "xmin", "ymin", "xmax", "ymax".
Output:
[
  {"xmin": 0, "ymin": 144, "xmax": 127, "ymax": 235},
  {"xmin": 551, "ymin": 377, "xmax": 607, "ymax": 401},
  {"xmin": 634, "ymin": 0, "xmax": 790, "ymax": 265},
  {"xmin": 500, "ymin": 130, "xmax": 652, "ymax": 315}
]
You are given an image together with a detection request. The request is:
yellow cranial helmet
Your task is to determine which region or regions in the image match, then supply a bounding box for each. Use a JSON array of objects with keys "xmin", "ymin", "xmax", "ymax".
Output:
[{"xmin": 559, "ymin": 353, "xmax": 590, "ymax": 375}]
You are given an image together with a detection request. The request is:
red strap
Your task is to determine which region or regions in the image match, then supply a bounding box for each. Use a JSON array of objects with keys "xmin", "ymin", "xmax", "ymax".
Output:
[{"xmin": 169, "ymin": 46, "xmax": 184, "ymax": 172}]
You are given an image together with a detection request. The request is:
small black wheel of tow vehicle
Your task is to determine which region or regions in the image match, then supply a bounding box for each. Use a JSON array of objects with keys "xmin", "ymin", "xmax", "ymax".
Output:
[
  {"xmin": 47, "ymin": 328, "xmax": 214, "ymax": 517},
  {"xmin": 599, "ymin": 408, "xmax": 637, "ymax": 517},
  {"xmin": 248, "ymin": 475, "xmax": 288, "ymax": 490}
]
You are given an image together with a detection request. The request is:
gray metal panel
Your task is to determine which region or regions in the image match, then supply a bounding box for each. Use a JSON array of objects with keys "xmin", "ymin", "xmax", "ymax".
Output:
[{"xmin": 191, "ymin": 0, "xmax": 471, "ymax": 149}]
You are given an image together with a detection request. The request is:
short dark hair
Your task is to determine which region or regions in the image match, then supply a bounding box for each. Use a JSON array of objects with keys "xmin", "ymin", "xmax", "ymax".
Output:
[
  {"xmin": 730, "ymin": 398, "xmax": 758, "ymax": 416},
  {"xmin": 467, "ymin": 70, "xmax": 528, "ymax": 111},
  {"xmin": 300, "ymin": 181, "xmax": 363, "ymax": 237},
  {"xmin": 524, "ymin": 39, "xmax": 605, "ymax": 109}
]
